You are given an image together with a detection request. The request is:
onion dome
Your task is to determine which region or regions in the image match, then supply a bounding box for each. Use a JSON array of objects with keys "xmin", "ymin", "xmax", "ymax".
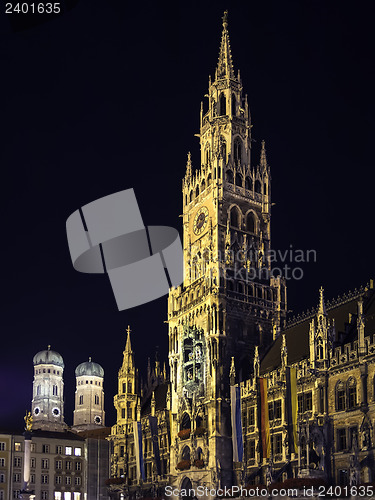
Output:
[
  {"xmin": 33, "ymin": 345, "xmax": 64, "ymax": 368},
  {"xmin": 75, "ymin": 357, "xmax": 104, "ymax": 378}
]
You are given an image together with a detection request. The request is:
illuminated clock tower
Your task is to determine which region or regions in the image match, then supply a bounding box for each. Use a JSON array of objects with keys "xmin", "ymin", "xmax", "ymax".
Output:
[{"xmin": 167, "ymin": 12, "xmax": 287, "ymax": 490}]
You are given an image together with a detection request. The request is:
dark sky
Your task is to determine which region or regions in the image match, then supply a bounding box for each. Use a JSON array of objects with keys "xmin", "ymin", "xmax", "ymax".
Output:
[{"xmin": 0, "ymin": 0, "xmax": 374, "ymax": 429}]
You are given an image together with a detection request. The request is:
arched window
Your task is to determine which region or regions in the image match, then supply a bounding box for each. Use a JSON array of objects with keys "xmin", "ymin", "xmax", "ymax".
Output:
[
  {"xmin": 201, "ymin": 180, "xmax": 206, "ymax": 192},
  {"xmin": 232, "ymin": 93, "xmax": 236, "ymax": 116},
  {"xmin": 255, "ymin": 179, "xmax": 262, "ymax": 193},
  {"xmin": 207, "ymin": 173, "xmax": 212, "ymax": 186},
  {"xmin": 95, "ymin": 394, "xmax": 99, "ymax": 405},
  {"xmin": 347, "ymin": 378, "xmax": 357, "ymax": 409},
  {"xmin": 227, "ymin": 280, "xmax": 234, "ymax": 291},
  {"xmin": 317, "ymin": 337, "xmax": 324, "ymax": 360},
  {"xmin": 235, "ymin": 173, "xmax": 242, "ymax": 187},
  {"xmin": 230, "ymin": 207, "xmax": 240, "ymax": 228},
  {"xmin": 234, "ymin": 138, "xmax": 242, "ymax": 163},
  {"xmin": 37, "ymin": 385, "xmax": 41, "ymax": 396},
  {"xmin": 128, "ymin": 382, "xmax": 132, "ymax": 393},
  {"xmin": 79, "ymin": 395, "xmax": 83, "ymax": 405},
  {"xmin": 264, "ymin": 182, "xmax": 268, "ymax": 195},
  {"xmin": 52, "ymin": 385, "xmax": 58, "ymax": 396},
  {"xmin": 246, "ymin": 212, "xmax": 255, "ymax": 233},
  {"xmin": 195, "ymin": 185, "xmax": 200, "ymax": 198},
  {"xmin": 238, "ymin": 282, "xmax": 244, "ymax": 294},
  {"xmin": 182, "ymin": 446, "xmax": 191, "ymax": 462},
  {"xmin": 219, "ymin": 93, "xmax": 226, "ymax": 115},
  {"xmin": 180, "ymin": 413, "xmax": 191, "ymax": 430},
  {"xmin": 122, "ymin": 382, "xmax": 126, "ymax": 393},
  {"xmin": 226, "ymin": 170, "xmax": 234, "ymax": 184},
  {"xmin": 212, "ymin": 99, "xmax": 216, "ymax": 117},
  {"xmin": 245, "ymin": 176, "xmax": 252, "ymax": 190},
  {"xmin": 189, "ymin": 190, "xmax": 193, "ymax": 203},
  {"xmin": 336, "ymin": 382, "xmax": 346, "ymax": 411}
]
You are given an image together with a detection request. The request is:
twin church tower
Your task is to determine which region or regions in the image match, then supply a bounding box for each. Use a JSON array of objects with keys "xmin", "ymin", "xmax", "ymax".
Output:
[{"xmin": 31, "ymin": 346, "xmax": 105, "ymax": 432}]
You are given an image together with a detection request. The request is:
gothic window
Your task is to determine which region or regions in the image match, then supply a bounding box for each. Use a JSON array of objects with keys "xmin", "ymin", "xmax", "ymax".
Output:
[
  {"xmin": 245, "ymin": 176, "xmax": 252, "ymax": 190},
  {"xmin": 232, "ymin": 93, "xmax": 236, "ymax": 116},
  {"xmin": 248, "ymin": 407, "xmax": 255, "ymax": 426},
  {"xmin": 128, "ymin": 382, "xmax": 132, "ymax": 393},
  {"xmin": 181, "ymin": 446, "xmax": 191, "ymax": 462},
  {"xmin": 52, "ymin": 385, "xmax": 58, "ymax": 396},
  {"xmin": 318, "ymin": 386, "xmax": 325, "ymax": 413},
  {"xmin": 196, "ymin": 447, "xmax": 203, "ymax": 460},
  {"xmin": 336, "ymin": 382, "xmax": 346, "ymax": 411},
  {"xmin": 317, "ymin": 336, "xmax": 324, "ymax": 360},
  {"xmin": 207, "ymin": 173, "xmax": 212, "ymax": 186},
  {"xmin": 37, "ymin": 385, "xmax": 41, "ymax": 396},
  {"xmin": 234, "ymin": 137, "xmax": 242, "ymax": 163},
  {"xmin": 337, "ymin": 428, "xmax": 347, "ymax": 451},
  {"xmin": 249, "ymin": 285, "xmax": 254, "ymax": 296},
  {"xmin": 195, "ymin": 185, "xmax": 200, "ymax": 198},
  {"xmin": 180, "ymin": 413, "xmax": 191, "ymax": 430},
  {"xmin": 121, "ymin": 408, "xmax": 126, "ymax": 419},
  {"xmin": 238, "ymin": 282, "xmax": 244, "ymax": 294},
  {"xmin": 226, "ymin": 170, "xmax": 234, "ymax": 184},
  {"xmin": 122, "ymin": 382, "xmax": 126, "ymax": 393},
  {"xmin": 264, "ymin": 182, "xmax": 268, "ymax": 195},
  {"xmin": 248, "ymin": 439, "xmax": 256, "ymax": 459},
  {"xmin": 79, "ymin": 395, "xmax": 83, "ymax": 405},
  {"xmin": 212, "ymin": 99, "xmax": 216, "ymax": 117},
  {"xmin": 94, "ymin": 395, "xmax": 99, "ymax": 405},
  {"xmin": 246, "ymin": 212, "xmax": 255, "ymax": 233},
  {"xmin": 227, "ymin": 280, "xmax": 234, "ymax": 291},
  {"xmin": 219, "ymin": 93, "xmax": 226, "ymax": 115},
  {"xmin": 127, "ymin": 402, "xmax": 132, "ymax": 419},
  {"xmin": 201, "ymin": 179, "xmax": 206, "ymax": 192},
  {"xmin": 205, "ymin": 145, "xmax": 210, "ymax": 165},
  {"xmin": 347, "ymin": 378, "xmax": 357, "ymax": 409},
  {"xmin": 255, "ymin": 179, "xmax": 262, "ymax": 193},
  {"xmin": 189, "ymin": 190, "xmax": 193, "ymax": 203},
  {"xmin": 235, "ymin": 172, "xmax": 242, "ymax": 187},
  {"xmin": 230, "ymin": 206, "xmax": 240, "ymax": 228}
]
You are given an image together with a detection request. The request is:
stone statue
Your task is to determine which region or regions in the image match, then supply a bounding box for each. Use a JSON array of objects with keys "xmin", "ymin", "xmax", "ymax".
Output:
[{"xmin": 24, "ymin": 411, "xmax": 33, "ymax": 432}]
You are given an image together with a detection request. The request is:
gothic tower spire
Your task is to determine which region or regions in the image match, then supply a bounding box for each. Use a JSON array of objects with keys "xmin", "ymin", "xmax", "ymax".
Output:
[{"xmin": 216, "ymin": 10, "xmax": 235, "ymax": 80}]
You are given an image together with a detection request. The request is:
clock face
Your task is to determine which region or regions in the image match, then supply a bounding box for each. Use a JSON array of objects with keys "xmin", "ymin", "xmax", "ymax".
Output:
[
  {"xmin": 52, "ymin": 407, "xmax": 60, "ymax": 417},
  {"xmin": 193, "ymin": 206, "xmax": 209, "ymax": 235},
  {"xmin": 94, "ymin": 415, "xmax": 102, "ymax": 425}
]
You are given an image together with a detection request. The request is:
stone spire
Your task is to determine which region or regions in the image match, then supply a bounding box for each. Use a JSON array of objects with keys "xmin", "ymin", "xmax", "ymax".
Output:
[
  {"xmin": 186, "ymin": 152, "xmax": 192, "ymax": 178},
  {"xmin": 318, "ymin": 287, "xmax": 326, "ymax": 315},
  {"xmin": 125, "ymin": 325, "xmax": 132, "ymax": 352},
  {"xmin": 260, "ymin": 140, "xmax": 268, "ymax": 170},
  {"xmin": 216, "ymin": 10, "xmax": 235, "ymax": 79}
]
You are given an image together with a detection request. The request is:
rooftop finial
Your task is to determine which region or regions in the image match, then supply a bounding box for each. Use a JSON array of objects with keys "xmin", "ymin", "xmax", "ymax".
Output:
[
  {"xmin": 47, "ymin": 345, "xmax": 51, "ymax": 351},
  {"xmin": 318, "ymin": 286, "xmax": 326, "ymax": 315},
  {"xmin": 125, "ymin": 325, "xmax": 132, "ymax": 352},
  {"xmin": 126, "ymin": 325, "xmax": 131, "ymax": 335},
  {"xmin": 222, "ymin": 10, "xmax": 228, "ymax": 29},
  {"xmin": 89, "ymin": 356, "xmax": 92, "ymax": 362},
  {"xmin": 186, "ymin": 152, "xmax": 192, "ymax": 178},
  {"xmin": 260, "ymin": 140, "xmax": 267, "ymax": 169}
]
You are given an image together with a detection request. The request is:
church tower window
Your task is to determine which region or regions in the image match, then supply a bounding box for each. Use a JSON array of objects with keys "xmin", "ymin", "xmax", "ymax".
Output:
[
  {"xmin": 79, "ymin": 395, "xmax": 83, "ymax": 405},
  {"xmin": 219, "ymin": 93, "xmax": 226, "ymax": 115},
  {"xmin": 234, "ymin": 138, "xmax": 242, "ymax": 163},
  {"xmin": 347, "ymin": 378, "xmax": 357, "ymax": 409},
  {"xmin": 336, "ymin": 382, "xmax": 346, "ymax": 411},
  {"xmin": 255, "ymin": 179, "xmax": 262, "ymax": 193},
  {"xmin": 230, "ymin": 207, "xmax": 240, "ymax": 228},
  {"xmin": 245, "ymin": 176, "xmax": 252, "ymax": 190},
  {"xmin": 235, "ymin": 172, "xmax": 242, "ymax": 187},
  {"xmin": 226, "ymin": 170, "xmax": 234, "ymax": 184},
  {"xmin": 232, "ymin": 93, "xmax": 236, "ymax": 116}
]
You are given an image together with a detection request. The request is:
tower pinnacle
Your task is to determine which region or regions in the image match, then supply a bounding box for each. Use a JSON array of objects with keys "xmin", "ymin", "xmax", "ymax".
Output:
[
  {"xmin": 318, "ymin": 287, "xmax": 326, "ymax": 315},
  {"xmin": 217, "ymin": 10, "xmax": 234, "ymax": 79},
  {"xmin": 260, "ymin": 140, "xmax": 268, "ymax": 170},
  {"xmin": 125, "ymin": 325, "xmax": 132, "ymax": 352}
]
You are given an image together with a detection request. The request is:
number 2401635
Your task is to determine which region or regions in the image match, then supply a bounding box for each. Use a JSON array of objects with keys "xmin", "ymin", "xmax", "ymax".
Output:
[{"xmin": 5, "ymin": 3, "xmax": 61, "ymax": 14}]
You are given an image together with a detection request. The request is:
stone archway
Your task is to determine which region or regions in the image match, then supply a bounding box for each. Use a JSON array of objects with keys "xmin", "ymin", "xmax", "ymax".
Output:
[{"xmin": 180, "ymin": 477, "xmax": 195, "ymax": 498}]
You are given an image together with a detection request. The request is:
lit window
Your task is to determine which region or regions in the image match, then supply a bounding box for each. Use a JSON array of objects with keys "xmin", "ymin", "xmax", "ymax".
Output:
[
  {"xmin": 73, "ymin": 494, "xmax": 80, "ymax": 500},
  {"xmin": 14, "ymin": 443, "xmax": 21, "ymax": 452},
  {"xmin": 74, "ymin": 447, "xmax": 81, "ymax": 457},
  {"xmin": 64, "ymin": 493, "xmax": 71, "ymax": 500},
  {"xmin": 54, "ymin": 493, "xmax": 62, "ymax": 500},
  {"xmin": 65, "ymin": 446, "xmax": 72, "ymax": 455}
]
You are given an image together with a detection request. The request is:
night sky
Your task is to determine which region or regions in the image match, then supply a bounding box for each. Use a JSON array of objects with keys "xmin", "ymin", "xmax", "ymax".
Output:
[{"xmin": 0, "ymin": 0, "xmax": 374, "ymax": 429}]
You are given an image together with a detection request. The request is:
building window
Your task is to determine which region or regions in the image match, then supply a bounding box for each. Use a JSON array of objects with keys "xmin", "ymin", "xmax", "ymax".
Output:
[
  {"xmin": 65, "ymin": 461, "xmax": 72, "ymax": 470},
  {"xmin": 336, "ymin": 382, "xmax": 346, "ymax": 411},
  {"xmin": 30, "ymin": 474, "xmax": 35, "ymax": 484},
  {"xmin": 0, "ymin": 490, "xmax": 4, "ymax": 500},
  {"xmin": 65, "ymin": 476, "xmax": 72, "ymax": 485},
  {"xmin": 41, "ymin": 475, "xmax": 49, "ymax": 484},
  {"xmin": 122, "ymin": 382, "xmax": 126, "ymax": 393},
  {"xmin": 347, "ymin": 379, "xmax": 357, "ymax": 409},
  {"xmin": 53, "ymin": 385, "xmax": 58, "ymax": 396},
  {"xmin": 94, "ymin": 394, "xmax": 99, "ymax": 405},
  {"xmin": 248, "ymin": 440, "xmax": 256, "ymax": 459},
  {"xmin": 268, "ymin": 402, "xmax": 274, "ymax": 421},
  {"xmin": 219, "ymin": 93, "xmax": 226, "ymax": 115},
  {"xmin": 65, "ymin": 446, "xmax": 72, "ymax": 455},
  {"xmin": 55, "ymin": 476, "xmax": 62, "ymax": 485},
  {"xmin": 79, "ymin": 395, "xmax": 83, "ymax": 405},
  {"xmin": 273, "ymin": 434, "xmax": 283, "ymax": 455},
  {"xmin": 305, "ymin": 392, "xmax": 312, "ymax": 411},
  {"xmin": 30, "ymin": 443, "xmax": 36, "ymax": 452},
  {"xmin": 56, "ymin": 445, "xmax": 62, "ymax": 455},
  {"xmin": 349, "ymin": 426, "xmax": 358, "ymax": 449},
  {"xmin": 121, "ymin": 408, "xmax": 126, "ymax": 419},
  {"xmin": 54, "ymin": 492, "xmax": 62, "ymax": 500},
  {"xmin": 298, "ymin": 392, "xmax": 313, "ymax": 413},
  {"xmin": 120, "ymin": 446, "xmax": 124, "ymax": 458},
  {"xmin": 41, "ymin": 492, "xmax": 48, "ymax": 500},
  {"xmin": 246, "ymin": 213, "xmax": 255, "ymax": 233},
  {"xmin": 13, "ymin": 473, "xmax": 21, "ymax": 483},
  {"xmin": 0, "ymin": 473, "xmax": 5, "ymax": 483},
  {"xmin": 30, "ymin": 458, "xmax": 36, "ymax": 468},
  {"xmin": 318, "ymin": 386, "xmax": 325, "ymax": 413},
  {"xmin": 13, "ymin": 491, "xmax": 20, "ymax": 499},
  {"xmin": 230, "ymin": 207, "xmax": 240, "ymax": 228},
  {"xmin": 14, "ymin": 443, "xmax": 21, "ymax": 452},
  {"xmin": 0, "ymin": 459, "xmax": 5, "ymax": 467},
  {"xmin": 338, "ymin": 469, "xmax": 348, "ymax": 486},
  {"xmin": 75, "ymin": 476, "xmax": 81, "ymax": 486},
  {"xmin": 74, "ymin": 447, "xmax": 81, "ymax": 457},
  {"xmin": 0, "ymin": 443, "xmax": 5, "ymax": 451},
  {"xmin": 41, "ymin": 459, "xmax": 49, "ymax": 469},
  {"xmin": 128, "ymin": 382, "xmax": 132, "ymax": 393},
  {"xmin": 337, "ymin": 428, "xmax": 347, "ymax": 451},
  {"xmin": 234, "ymin": 137, "xmax": 242, "ymax": 163},
  {"xmin": 56, "ymin": 460, "xmax": 62, "ymax": 469},
  {"xmin": 42, "ymin": 445, "xmax": 50, "ymax": 454},
  {"xmin": 14, "ymin": 457, "xmax": 22, "ymax": 468},
  {"xmin": 75, "ymin": 461, "xmax": 81, "ymax": 471}
]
